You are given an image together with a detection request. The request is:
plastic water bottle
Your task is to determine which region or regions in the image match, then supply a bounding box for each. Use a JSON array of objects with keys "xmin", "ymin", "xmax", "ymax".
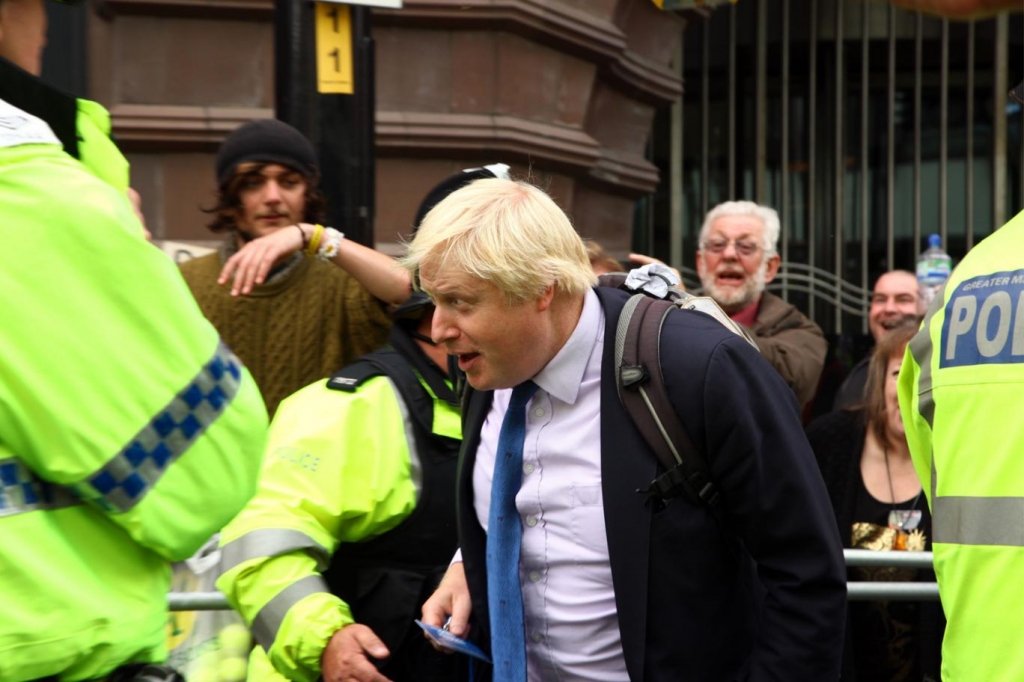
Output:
[{"xmin": 916, "ymin": 233, "xmax": 952, "ymax": 305}]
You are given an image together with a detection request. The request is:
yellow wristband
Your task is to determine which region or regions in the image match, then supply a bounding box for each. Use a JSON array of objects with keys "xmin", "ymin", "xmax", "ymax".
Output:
[{"xmin": 305, "ymin": 223, "xmax": 325, "ymax": 257}]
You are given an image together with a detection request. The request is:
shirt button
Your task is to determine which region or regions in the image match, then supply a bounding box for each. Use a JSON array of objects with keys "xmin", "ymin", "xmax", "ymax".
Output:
[
  {"xmin": 525, "ymin": 515, "xmax": 539, "ymax": 527},
  {"xmin": 529, "ymin": 570, "xmax": 541, "ymax": 583},
  {"xmin": 531, "ymin": 632, "xmax": 543, "ymax": 643},
  {"xmin": 523, "ymin": 463, "xmax": 535, "ymax": 475},
  {"xmin": 533, "ymin": 407, "xmax": 545, "ymax": 418}
]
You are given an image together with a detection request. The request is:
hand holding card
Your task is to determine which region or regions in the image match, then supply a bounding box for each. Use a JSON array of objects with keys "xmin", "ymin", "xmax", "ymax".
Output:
[{"xmin": 414, "ymin": 619, "xmax": 492, "ymax": 663}]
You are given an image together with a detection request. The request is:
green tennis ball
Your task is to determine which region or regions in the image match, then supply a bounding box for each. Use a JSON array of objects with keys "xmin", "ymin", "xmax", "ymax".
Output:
[
  {"xmin": 218, "ymin": 624, "xmax": 252, "ymax": 654},
  {"xmin": 190, "ymin": 658, "xmax": 219, "ymax": 682},
  {"xmin": 218, "ymin": 656, "xmax": 248, "ymax": 682}
]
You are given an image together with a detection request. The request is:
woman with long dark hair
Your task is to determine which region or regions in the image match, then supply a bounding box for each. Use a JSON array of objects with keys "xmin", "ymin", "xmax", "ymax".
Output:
[{"xmin": 806, "ymin": 320, "xmax": 944, "ymax": 681}]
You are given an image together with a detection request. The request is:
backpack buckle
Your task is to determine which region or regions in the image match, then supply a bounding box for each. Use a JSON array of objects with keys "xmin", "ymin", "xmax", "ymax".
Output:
[
  {"xmin": 620, "ymin": 364, "xmax": 649, "ymax": 390},
  {"xmin": 638, "ymin": 464, "xmax": 721, "ymax": 510}
]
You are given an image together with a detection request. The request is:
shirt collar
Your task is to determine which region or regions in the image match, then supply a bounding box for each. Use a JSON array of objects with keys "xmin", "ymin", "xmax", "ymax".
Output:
[
  {"xmin": 730, "ymin": 295, "xmax": 762, "ymax": 327},
  {"xmin": 532, "ymin": 288, "xmax": 602, "ymax": 405}
]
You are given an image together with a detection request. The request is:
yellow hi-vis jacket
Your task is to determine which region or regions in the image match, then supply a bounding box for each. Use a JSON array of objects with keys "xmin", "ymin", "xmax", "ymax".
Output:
[
  {"xmin": 0, "ymin": 93, "xmax": 268, "ymax": 681},
  {"xmin": 74, "ymin": 98, "xmax": 130, "ymax": 192},
  {"xmin": 898, "ymin": 209, "xmax": 1024, "ymax": 681},
  {"xmin": 217, "ymin": 366, "xmax": 461, "ymax": 682}
]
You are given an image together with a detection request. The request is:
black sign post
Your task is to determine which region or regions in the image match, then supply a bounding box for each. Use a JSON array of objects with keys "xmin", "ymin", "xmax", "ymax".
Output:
[{"xmin": 273, "ymin": 0, "xmax": 377, "ymax": 247}]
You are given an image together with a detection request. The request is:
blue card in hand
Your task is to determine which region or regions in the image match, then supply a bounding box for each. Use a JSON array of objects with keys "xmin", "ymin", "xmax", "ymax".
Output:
[{"xmin": 414, "ymin": 620, "xmax": 492, "ymax": 663}]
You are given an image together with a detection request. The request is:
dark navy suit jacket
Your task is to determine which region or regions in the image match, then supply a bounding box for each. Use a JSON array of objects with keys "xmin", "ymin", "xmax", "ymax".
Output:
[{"xmin": 457, "ymin": 287, "xmax": 846, "ymax": 681}]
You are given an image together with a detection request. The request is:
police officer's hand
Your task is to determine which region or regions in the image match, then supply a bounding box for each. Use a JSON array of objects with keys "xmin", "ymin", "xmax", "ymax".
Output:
[
  {"xmin": 321, "ymin": 624, "xmax": 392, "ymax": 682},
  {"xmin": 218, "ymin": 223, "xmax": 307, "ymax": 296},
  {"xmin": 420, "ymin": 561, "xmax": 472, "ymax": 651}
]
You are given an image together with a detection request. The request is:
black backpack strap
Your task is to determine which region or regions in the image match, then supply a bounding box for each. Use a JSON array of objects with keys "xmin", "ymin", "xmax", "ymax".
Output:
[
  {"xmin": 614, "ymin": 293, "xmax": 721, "ymax": 510},
  {"xmin": 328, "ymin": 347, "xmax": 436, "ymax": 436},
  {"xmin": 327, "ymin": 359, "xmax": 384, "ymax": 393},
  {"xmin": 327, "ymin": 326, "xmax": 459, "ymax": 436}
]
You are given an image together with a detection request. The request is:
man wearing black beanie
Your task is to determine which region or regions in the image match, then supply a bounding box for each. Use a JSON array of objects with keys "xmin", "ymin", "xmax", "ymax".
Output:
[
  {"xmin": 179, "ymin": 118, "xmax": 412, "ymax": 417},
  {"xmin": 216, "ymin": 165, "xmax": 510, "ymax": 682}
]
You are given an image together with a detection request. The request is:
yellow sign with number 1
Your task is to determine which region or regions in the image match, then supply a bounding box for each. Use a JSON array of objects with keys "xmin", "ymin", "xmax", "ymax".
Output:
[{"xmin": 315, "ymin": 2, "xmax": 353, "ymax": 94}]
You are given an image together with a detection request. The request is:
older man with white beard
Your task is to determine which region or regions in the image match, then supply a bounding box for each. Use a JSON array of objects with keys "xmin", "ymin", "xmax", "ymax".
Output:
[{"xmin": 696, "ymin": 201, "xmax": 826, "ymax": 408}]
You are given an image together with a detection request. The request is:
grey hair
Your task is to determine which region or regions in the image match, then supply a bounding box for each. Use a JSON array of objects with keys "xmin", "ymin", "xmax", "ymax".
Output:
[{"xmin": 699, "ymin": 201, "xmax": 781, "ymax": 256}]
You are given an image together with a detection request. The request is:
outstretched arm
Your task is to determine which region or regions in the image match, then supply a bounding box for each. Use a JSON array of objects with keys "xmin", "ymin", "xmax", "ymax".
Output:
[{"xmin": 218, "ymin": 223, "xmax": 411, "ymax": 303}]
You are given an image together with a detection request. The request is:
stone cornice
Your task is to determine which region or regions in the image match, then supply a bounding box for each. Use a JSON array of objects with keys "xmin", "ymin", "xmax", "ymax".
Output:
[
  {"xmin": 109, "ymin": 104, "xmax": 658, "ymax": 195},
  {"xmin": 604, "ymin": 45, "xmax": 683, "ymax": 106},
  {"xmin": 376, "ymin": 110, "xmax": 657, "ymax": 195},
  {"xmin": 376, "ymin": 0, "xmax": 681, "ymax": 105},
  {"xmin": 376, "ymin": 0, "xmax": 626, "ymax": 62},
  {"xmin": 96, "ymin": 0, "xmax": 680, "ymax": 105},
  {"xmin": 96, "ymin": 0, "xmax": 273, "ymax": 19},
  {"xmin": 108, "ymin": 104, "xmax": 273, "ymax": 151},
  {"xmin": 589, "ymin": 145, "xmax": 660, "ymax": 195},
  {"xmin": 376, "ymin": 110, "xmax": 599, "ymax": 170}
]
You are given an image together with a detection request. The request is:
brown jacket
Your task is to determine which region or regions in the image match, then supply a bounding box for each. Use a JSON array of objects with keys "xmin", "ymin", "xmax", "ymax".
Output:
[{"xmin": 749, "ymin": 291, "xmax": 827, "ymax": 408}]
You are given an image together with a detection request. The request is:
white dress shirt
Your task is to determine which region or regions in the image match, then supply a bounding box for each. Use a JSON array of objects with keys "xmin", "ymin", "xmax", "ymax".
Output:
[{"xmin": 473, "ymin": 289, "xmax": 628, "ymax": 681}]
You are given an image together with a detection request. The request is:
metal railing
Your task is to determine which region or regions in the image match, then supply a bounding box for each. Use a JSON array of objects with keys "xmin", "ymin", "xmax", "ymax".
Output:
[
  {"xmin": 168, "ymin": 550, "xmax": 939, "ymax": 610},
  {"xmin": 844, "ymin": 549, "xmax": 939, "ymax": 601},
  {"xmin": 667, "ymin": 3, "xmax": 1022, "ymax": 336}
]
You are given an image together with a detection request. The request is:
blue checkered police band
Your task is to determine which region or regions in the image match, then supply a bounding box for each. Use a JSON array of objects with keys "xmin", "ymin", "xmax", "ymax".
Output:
[{"xmin": 0, "ymin": 342, "xmax": 242, "ymax": 517}]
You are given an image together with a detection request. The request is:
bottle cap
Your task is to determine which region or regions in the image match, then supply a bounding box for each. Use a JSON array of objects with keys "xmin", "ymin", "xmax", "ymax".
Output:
[{"xmin": 928, "ymin": 234, "xmax": 941, "ymax": 248}]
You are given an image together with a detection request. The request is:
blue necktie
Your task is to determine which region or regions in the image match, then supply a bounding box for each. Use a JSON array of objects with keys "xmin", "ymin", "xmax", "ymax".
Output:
[{"xmin": 487, "ymin": 380, "xmax": 539, "ymax": 682}]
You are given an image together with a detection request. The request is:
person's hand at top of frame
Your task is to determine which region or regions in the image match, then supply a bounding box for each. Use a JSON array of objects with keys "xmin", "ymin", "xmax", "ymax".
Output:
[
  {"xmin": 218, "ymin": 222, "xmax": 309, "ymax": 296},
  {"xmin": 627, "ymin": 253, "xmax": 685, "ymax": 291},
  {"xmin": 884, "ymin": 0, "xmax": 1020, "ymax": 20},
  {"xmin": 320, "ymin": 624, "xmax": 393, "ymax": 682},
  {"xmin": 420, "ymin": 561, "xmax": 472, "ymax": 652}
]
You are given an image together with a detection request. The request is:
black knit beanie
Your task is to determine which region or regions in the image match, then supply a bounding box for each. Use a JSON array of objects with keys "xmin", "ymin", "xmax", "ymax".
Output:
[{"xmin": 216, "ymin": 119, "xmax": 318, "ymax": 185}]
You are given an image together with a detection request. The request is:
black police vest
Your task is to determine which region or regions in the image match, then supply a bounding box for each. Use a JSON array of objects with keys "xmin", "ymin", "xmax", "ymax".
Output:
[{"xmin": 321, "ymin": 328, "xmax": 461, "ymax": 682}]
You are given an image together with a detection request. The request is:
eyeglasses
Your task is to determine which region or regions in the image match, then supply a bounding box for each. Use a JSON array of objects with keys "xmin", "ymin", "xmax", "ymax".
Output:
[{"xmin": 701, "ymin": 237, "xmax": 763, "ymax": 258}]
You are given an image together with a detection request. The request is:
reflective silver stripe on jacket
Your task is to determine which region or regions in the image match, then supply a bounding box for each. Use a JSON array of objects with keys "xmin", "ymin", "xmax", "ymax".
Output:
[
  {"xmin": 220, "ymin": 528, "xmax": 331, "ymax": 574},
  {"xmin": 252, "ymin": 574, "xmax": 330, "ymax": 651},
  {"xmin": 933, "ymin": 496, "xmax": 1024, "ymax": 547},
  {"xmin": 70, "ymin": 342, "xmax": 242, "ymax": 513},
  {"xmin": 0, "ymin": 457, "xmax": 81, "ymax": 517}
]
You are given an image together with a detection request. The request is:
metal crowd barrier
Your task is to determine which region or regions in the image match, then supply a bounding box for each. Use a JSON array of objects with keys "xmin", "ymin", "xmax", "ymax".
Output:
[
  {"xmin": 169, "ymin": 550, "xmax": 939, "ymax": 610},
  {"xmin": 844, "ymin": 549, "xmax": 939, "ymax": 601}
]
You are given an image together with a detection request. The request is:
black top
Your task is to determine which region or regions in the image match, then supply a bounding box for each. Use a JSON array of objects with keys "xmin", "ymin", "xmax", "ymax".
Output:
[{"xmin": 806, "ymin": 409, "xmax": 945, "ymax": 681}]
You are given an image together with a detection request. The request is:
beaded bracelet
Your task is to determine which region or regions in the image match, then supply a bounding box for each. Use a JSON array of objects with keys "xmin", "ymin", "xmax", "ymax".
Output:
[
  {"xmin": 304, "ymin": 223, "xmax": 325, "ymax": 257},
  {"xmin": 317, "ymin": 227, "xmax": 345, "ymax": 260}
]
